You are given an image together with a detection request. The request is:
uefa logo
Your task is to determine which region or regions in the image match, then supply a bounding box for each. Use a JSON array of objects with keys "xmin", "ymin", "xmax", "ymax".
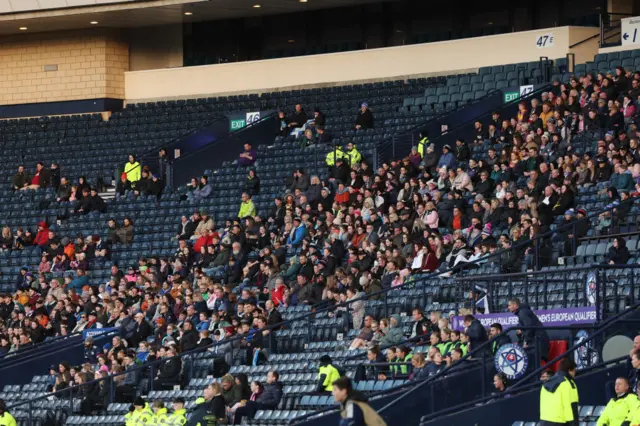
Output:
[{"xmin": 494, "ymin": 343, "xmax": 529, "ymax": 380}]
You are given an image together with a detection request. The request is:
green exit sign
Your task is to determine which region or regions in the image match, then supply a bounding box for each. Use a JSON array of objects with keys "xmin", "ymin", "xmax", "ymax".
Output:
[
  {"xmin": 503, "ymin": 91, "xmax": 519, "ymax": 103},
  {"xmin": 231, "ymin": 119, "xmax": 246, "ymax": 130}
]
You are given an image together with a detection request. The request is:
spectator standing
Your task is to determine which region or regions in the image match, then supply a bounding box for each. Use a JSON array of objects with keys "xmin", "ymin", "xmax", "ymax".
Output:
[
  {"xmin": 463, "ymin": 314, "xmax": 489, "ymax": 357},
  {"xmin": 355, "ymin": 102, "xmax": 374, "ymax": 130},
  {"xmin": 508, "ymin": 298, "xmax": 550, "ymax": 361},
  {"xmin": 124, "ymin": 155, "xmax": 141, "ymax": 184},
  {"xmin": 333, "ymin": 377, "xmax": 388, "ymax": 426},
  {"xmin": 539, "ymin": 358, "xmax": 578, "ymax": 426}
]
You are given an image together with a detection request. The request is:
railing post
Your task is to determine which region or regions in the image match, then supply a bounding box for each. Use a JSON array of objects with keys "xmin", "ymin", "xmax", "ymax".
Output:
[
  {"xmin": 562, "ymin": 270, "xmax": 568, "ymax": 308},
  {"xmin": 596, "ymin": 269, "xmax": 603, "ymax": 322},
  {"xmin": 632, "ymin": 270, "xmax": 636, "ymax": 305}
]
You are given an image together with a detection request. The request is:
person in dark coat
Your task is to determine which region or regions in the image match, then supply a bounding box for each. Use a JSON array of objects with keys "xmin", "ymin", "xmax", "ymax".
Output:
[
  {"xmin": 606, "ymin": 237, "xmax": 630, "ymax": 265},
  {"xmin": 508, "ymin": 298, "xmax": 550, "ymax": 360},
  {"xmin": 128, "ymin": 311, "xmax": 152, "ymax": 347},
  {"xmin": 463, "ymin": 314, "xmax": 490, "ymax": 358},
  {"xmin": 355, "ymin": 102, "xmax": 373, "ymax": 129},
  {"xmin": 244, "ymin": 169, "xmax": 260, "ymax": 196},
  {"xmin": 189, "ymin": 383, "xmax": 227, "ymax": 426},
  {"xmin": 154, "ymin": 346, "xmax": 182, "ymax": 389},
  {"xmin": 179, "ymin": 320, "xmax": 199, "ymax": 353}
]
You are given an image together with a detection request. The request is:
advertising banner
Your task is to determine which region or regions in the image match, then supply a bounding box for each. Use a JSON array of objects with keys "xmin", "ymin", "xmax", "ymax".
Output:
[{"xmin": 450, "ymin": 306, "xmax": 597, "ymax": 331}]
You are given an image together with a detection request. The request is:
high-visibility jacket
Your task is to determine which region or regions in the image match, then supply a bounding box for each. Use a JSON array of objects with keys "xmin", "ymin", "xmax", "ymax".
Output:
[
  {"xmin": 345, "ymin": 147, "xmax": 362, "ymax": 166},
  {"xmin": 0, "ymin": 412, "xmax": 16, "ymax": 426},
  {"xmin": 326, "ymin": 148, "xmax": 346, "ymax": 166},
  {"xmin": 399, "ymin": 353, "xmax": 413, "ymax": 375},
  {"xmin": 124, "ymin": 161, "xmax": 141, "ymax": 183},
  {"xmin": 168, "ymin": 408, "xmax": 187, "ymax": 425},
  {"xmin": 151, "ymin": 407, "xmax": 168, "ymax": 425},
  {"xmin": 126, "ymin": 403, "xmax": 153, "ymax": 426},
  {"xmin": 598, "ymin": 392, "xmax": 639, "ymax": 426},
  {"xmin": 238, "ymin": 200, "xmax": 256, "ymax": 218},
  {"xmin": 539, "ymin": 372, "xmax": 578, "ymax": 424},
  {"xmin": 417, "ymin": 136, "xmax": 430, "ymax": 157},
  {"xmin": 318, "ymin": 364, "xmax": 341, "ymax": 391}
]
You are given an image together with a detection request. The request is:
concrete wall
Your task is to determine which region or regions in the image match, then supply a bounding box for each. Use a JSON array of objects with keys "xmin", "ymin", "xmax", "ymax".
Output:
[
  {"xmin": 125, "ymin": 26, "xmax": 598, "ymax": 101},
  {"xmin": 568, "ymin": 26, "xmax": 601, "ymax": 64},
  {"xmin": 128, "ymin": 24, "xmax": 183, "ymax": 71},
  {"xmin": 0, "ymin": 28, "xmax": 128, "ymax": 105}
]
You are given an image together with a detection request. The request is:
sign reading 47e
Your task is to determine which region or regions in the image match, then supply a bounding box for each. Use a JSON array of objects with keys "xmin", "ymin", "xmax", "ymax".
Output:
[{"xmin": 535, "ymin": 33, "xmax": 555, "ymax": 48}]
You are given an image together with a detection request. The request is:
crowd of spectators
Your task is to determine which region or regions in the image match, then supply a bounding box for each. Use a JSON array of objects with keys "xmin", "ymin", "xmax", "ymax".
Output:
[{"xmin": 1, "ymin": 67, "xmax": 640, "ymax": 423}]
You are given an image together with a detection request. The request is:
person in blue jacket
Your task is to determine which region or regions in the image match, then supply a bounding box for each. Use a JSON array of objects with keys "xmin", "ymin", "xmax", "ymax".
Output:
[
  {"xmin": 286, "ymin": 217, "xmax": 307, "ymax": 250},
  {"xmin": 437, "ymin": 145, "xmax": 457, "ymax": 170},
  {"xmin": 67, "ymin": 269, "xmax": 89, "ymax": 290}
]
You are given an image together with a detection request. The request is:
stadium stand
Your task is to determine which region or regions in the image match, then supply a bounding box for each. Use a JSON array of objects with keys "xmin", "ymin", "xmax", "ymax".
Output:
[{"xmin": 2, "ymin": 2, "xmax": 640, "ymax": 425}]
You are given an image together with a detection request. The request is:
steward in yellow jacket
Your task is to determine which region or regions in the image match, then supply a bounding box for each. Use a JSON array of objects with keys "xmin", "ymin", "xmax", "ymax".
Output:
[
  {"xmin": 540, "ymin": 359, "xmax": 578, "ymax": 426},
  {"xmin": 317, "ymin": 355, "xmax": 342, "ymax": 392},
  {"xmin": 344, "ymin": 143, "xmax": 361, "ymax": 166},
  {"xmin": 126, "ymin": 397, "xmax": 153, "ymax": 426},
  {"xmin": 326, "ymin": 146, "xmax": 346, "ymax": 167},
  {"xmin": 599, "ymin": 378, "xmax": 639, "ymax": 426},
  {"xmin": 124, "ymin": 155, "xmax": 141, "ymax": 183}
]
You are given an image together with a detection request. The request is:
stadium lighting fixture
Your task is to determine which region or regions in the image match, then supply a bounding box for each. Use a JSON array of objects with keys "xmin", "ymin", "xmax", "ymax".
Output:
[
  {"xmin": 184, "ymin": 11, "xmax": 193, "ymax": 15},
  {"xmin": 299, "ymin": 0, "xmax": 308, "ymax": 2},
  {"xmin": 253, "ymin": 4, "xmax": 261, "ymax": 8},
  {"xmin": 19, "ymin": 27, "xmax": 27, "ymax": 31},
  {"xmin": 90, "ymin": 21, "xmax": 99, "ymax": 24}
]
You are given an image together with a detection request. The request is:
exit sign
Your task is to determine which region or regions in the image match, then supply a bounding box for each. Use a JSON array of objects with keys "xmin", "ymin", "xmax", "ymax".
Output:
[{"xmin": 230, "ymin": 119, "xmax": 246, "ymax": 130}]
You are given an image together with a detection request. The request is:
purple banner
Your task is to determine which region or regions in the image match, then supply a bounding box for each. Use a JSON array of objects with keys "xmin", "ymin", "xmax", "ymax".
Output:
[{"xmin": 450, "ymin": 306, "xmax": 597, "ymax": 331}]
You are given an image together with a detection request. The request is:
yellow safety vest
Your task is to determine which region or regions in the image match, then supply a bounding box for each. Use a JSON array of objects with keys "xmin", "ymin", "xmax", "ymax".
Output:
[
  {"xmin": 599, "ymin": 392, "xmax": 639, "ymax": 426},
  {"xmin": 0, "ymin": 412, "xmax": 17, "ymax": 426},
  {"xmin": 126, "ymin": 403, "xmax": 153, "ymax": 426},
  {"xmin": 540, "ymin": 374, "xmax": 577, "ymax": 424},
  {"xmin": 151, "ymin": 407, "xmax": 168, "ymax": 425},
  {"xmin": 346, "ymin": 147, "xmax": 361, "ymax": 166},
  {"xmin": 417, "ymin": 137, "xmax": 429, "ymax": 157},
  {"xmin": 318, "ymin": 364, "xmax": 341, "ymax": 392},
  {"xmin": 326, "ymin": 149, "xmax": 345, "ymax": 166},
  {"xmin": 167, "ymin": 408, "xmax": 187, "ymax": 425},
  {"xmin": 124, "ymin": 161, "xmax": 141, "ymax": 183}
]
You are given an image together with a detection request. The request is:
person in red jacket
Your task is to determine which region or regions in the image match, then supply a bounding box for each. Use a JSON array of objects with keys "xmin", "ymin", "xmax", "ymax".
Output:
[
  {"xmin": 193, "ymin": 229, "xmax": 215, "ymax": 253},
  {"xmin": 34, "ymin": 222, "xmax": 49, "ymax": 248},
  {"xmin": 271, "ymin": 277, "xmax": 286, "ymax": 307},
  {"xmin": 334, "ymin": 182, "xmax": 350, "ymax": 204}
]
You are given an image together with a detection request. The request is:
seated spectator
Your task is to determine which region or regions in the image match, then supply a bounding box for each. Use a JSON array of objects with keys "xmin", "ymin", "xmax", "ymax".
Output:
[
  {"xmin": 21, "ymin": 162, "xmax": 50, "ymax": 191},
  {"xmin": 607, "ymin": 237, "xmax": 630, "ymax": 265},
  {"xmin": 232, "ymin": 371, "xmax": 282, "ymax": 424},
  {"xmin": 188, "ymin": 176, "xmax": 213, "ymax": 200},
  {"xmin": 116, "ymin": 172, "xmax": 131, "ymax": 197},
  {"xmin": 114, "ymin": 218, "xmax": 134, "ymax": 245},
  {"xmin": 288, "ymin": 104, "xmax": 308, "ymax": 130},
  {"xmin": 355, "ymin": 102, "xmax": 373, "ymax": 130},
  {"xmin": 175, "ymin": 215, "xmax": 196, "ymax": 241},
  {"xmin": 56, "ymin": 177, "xmax": 72, "ymax": 201},
  {"xmin": 153, "ymin": 345, "xmax": 182, "ymax": 390},
  {"xmin": 12, "ymin": 165, "xmax": 30, "ymax": 191},
  {"xmin": 238, "ymin": 192, "xmax": 257, "ymax": 219},
  {"xmin": 238, "ymin": 142, "xmax": 257, "ymax": 167}
]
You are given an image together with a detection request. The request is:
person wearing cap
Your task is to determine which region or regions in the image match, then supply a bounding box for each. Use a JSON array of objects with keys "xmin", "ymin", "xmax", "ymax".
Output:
[
  {"xmin": 168, "ymin": 397, "xmax": 187, "ymax": 425},
  {"xmin": 125, "ymin": 397, "xmax": 152, "ymax": 426},
  {"xmin": 84, "ymin": 336, "xmax": 98, "ymax": 363},
  {"xmin": 344, "ymin": 142, "xmax": 362, "ymax": 167},
  {"xmin": 317, "ymin": 355, "xmax": 342, "ymax": 392},
  {"xmin": 355, "ymin": 102, "xmax": 373, "ymax": 130},
  {"xmin": 437, "ymin": 145, "xmax": 457, "ymax": 170}
]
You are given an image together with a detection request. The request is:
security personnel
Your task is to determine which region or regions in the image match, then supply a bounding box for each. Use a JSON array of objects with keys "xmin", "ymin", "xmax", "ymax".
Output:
[
  {"xmin": 417, "ymin": 131, "xmax": 430, "ymax": 157},
  {"xmin": 325, "ymin": 146, "xmax": 346, "ymax": 167},
  {"xmin": 0, "ymin": 399, "xmax": 16, "ymax": 426},
  {"xmin": 540, "ymin": 358, "xmax": 578, "ymax": 426},
  {"xmin": 396, "ymin": 345, "xmax": 413, "ymax": 376},
  {"xmin": 151, "ymin": 400, "xmax": 168, "ymax": 425},
  {"xmin": 598, "ymin": 377, "xmax": 638, "ymax": 426},
  {"xmin": 124, "ymin": 154, "xmax": 141, "ymax": 183},
  {"xmin": 344, "ymin": 142, "xmax": 362, "ymax": 167},
  {"xmin": 127, "ymin": 397, "xmax": 153, "ymax": 426},
  {"xmin": 167, "ymin": 397, "xmax": 187, "ymax": 425},
  {"xmin": 317, "ymin": 355, "xmax": 341, "ymax": 392}
]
